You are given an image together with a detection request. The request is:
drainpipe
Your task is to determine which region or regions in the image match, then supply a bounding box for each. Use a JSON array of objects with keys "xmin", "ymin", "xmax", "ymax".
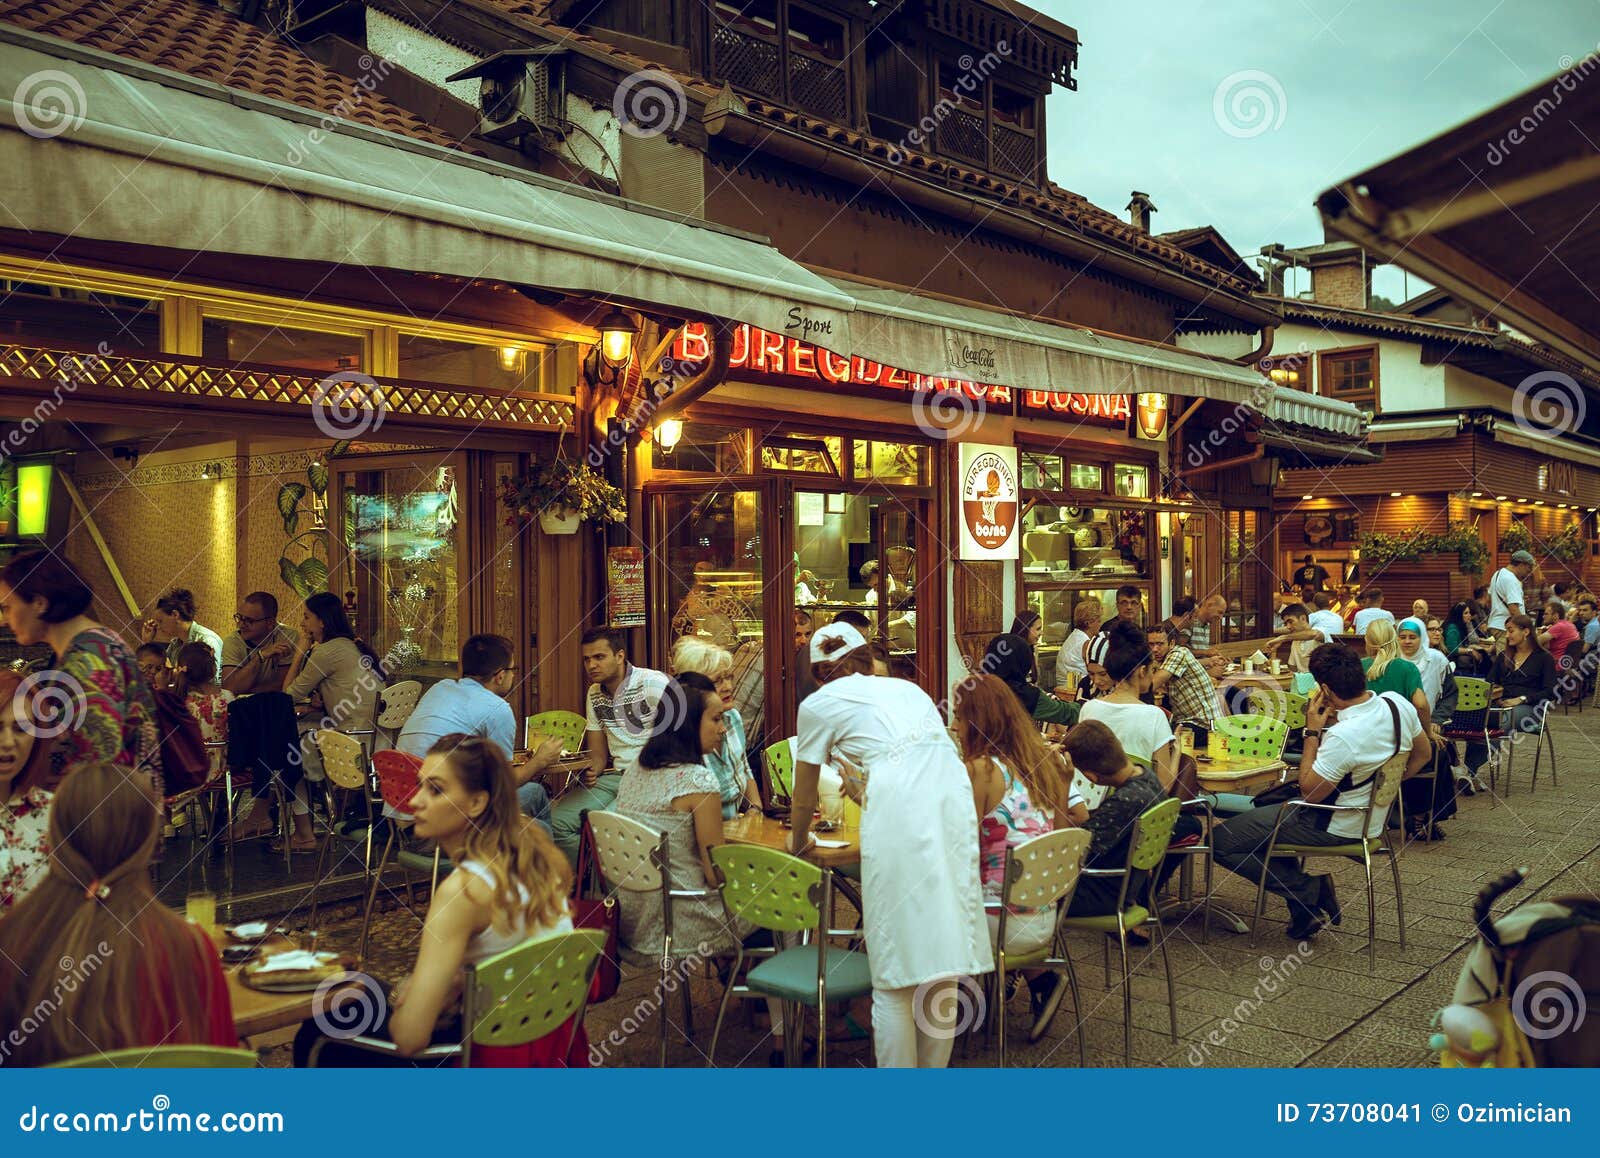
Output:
[
  {"xmin": 1177, "ymin": 445, "xmax": 1263, "ymax": 481},
  {"xmin": 636, "ymin": 319, "xmax": 734, "ymax": 434},
  {"xmin": 1235, "ymin": 325, "xmax": 1277, "ymax": 367}
]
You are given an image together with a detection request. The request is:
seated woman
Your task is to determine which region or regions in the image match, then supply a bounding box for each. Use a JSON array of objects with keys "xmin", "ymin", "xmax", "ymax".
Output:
[
  {"xmin": 1053, "ymin": 598, "xmax": 1104, "ymax": 692},
  {"xmin": 296, "ymin": 735, "xmax": 583, "ymax": 1066},
  {"xmin": 0, "ymin": 670, "xmax": 56, "ymax": 913},
  {"xmin": 1077, "ymin": 620, "xmax": 1179, "ymax": 790},
  {"xmin": 670, "ymin": 636, "xmax": 761, "ymax": 819},
  {"xmin": 1394, "ymin": 619, "xmax": 1454, "ymax": 841},
  {"xmin": 135, "ymin": 642, "xmax": 170, "ymax": 692},
  {"xmin": 0, "ymin": 762, "xmax": 236, "ymax": 1063},
  {"xmin": 954, "ymin": 673, "xmax": 1085, "ymax": 1039},
  {"xmin": 1461, "ymin": 614, "xmax": 1557, "ymax": 790},
  {"xmin": 237, "ymin": 591, "xmax": 384, "ymax": 850},
  {"xmin": 1362, "ymin": 618, "xmax": 1434, "ymax": 732},
  {"xmin": 612, "ymin": 673, "xmax": 751, "ymax": 960},
  {"xmin": 984, "ymin": 632, "xmax": 1078, "ymax": 727}
]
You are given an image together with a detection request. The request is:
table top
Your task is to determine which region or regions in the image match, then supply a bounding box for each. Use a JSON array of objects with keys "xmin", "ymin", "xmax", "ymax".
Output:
[
  {"xmin": 1209, "ymin": 666, "xmax": 1294, "ymax": 687},
  {"xmin": 511, "ymin": 752, "xmax": 592, "ymax": 793},
  {"xmin": 1191, "ymin": 754, "xmax": 1288, "ymax": 794},
  {"xmin": 212, "ymin": 929, "xmax": 356, "ymax": 1040},
  {"xmin": 722, "ymin": 811, "xmax": 861, "ymax": 868}
]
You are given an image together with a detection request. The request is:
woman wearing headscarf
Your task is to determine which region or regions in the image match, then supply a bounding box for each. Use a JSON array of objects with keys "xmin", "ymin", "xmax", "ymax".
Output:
[{"xmin": 982, "ymin": 633, "xmax": 1078, "ymax": 726}]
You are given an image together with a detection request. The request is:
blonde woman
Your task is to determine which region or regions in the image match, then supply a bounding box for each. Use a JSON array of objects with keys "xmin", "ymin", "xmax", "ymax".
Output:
[
  {"xmin": 670, "ymin": 635, "xmax": 761, "ymax": 818},
  {"xmin": 1362, "ymin": 618, "xmax": 1434, "ymax": 733},
  {"xmin": 1053, "ymin": 598, "xmax": 1104, "ymax": 688},
  {"xmin": 295, "ymin": 735, "xmax": 581, "ymax": 1067}
]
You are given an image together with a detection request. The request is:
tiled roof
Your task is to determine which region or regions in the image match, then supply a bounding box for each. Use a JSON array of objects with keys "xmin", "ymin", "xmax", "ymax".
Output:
[
  {"xmin": 466, "ymin": 0, "xmax": 1258, "ymax": 297},
  {"xmin": 0, "ymin": 0, "xmax": 464, "ymax": 150}
]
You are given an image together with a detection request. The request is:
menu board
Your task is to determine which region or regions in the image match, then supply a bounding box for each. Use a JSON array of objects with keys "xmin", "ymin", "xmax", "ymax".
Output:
[{"xmin": 607, "ymin": 546, "xmax": 646, "ymax": 628}]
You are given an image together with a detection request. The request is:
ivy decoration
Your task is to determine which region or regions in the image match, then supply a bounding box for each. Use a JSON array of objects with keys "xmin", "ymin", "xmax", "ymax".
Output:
[
  {"xmin": 1360, "ymin": 522, "xmax": 1489, "ymax": 574},
  {"xmin": 276, "ymin": 441, "xmax": 349, "ymax": 599}
]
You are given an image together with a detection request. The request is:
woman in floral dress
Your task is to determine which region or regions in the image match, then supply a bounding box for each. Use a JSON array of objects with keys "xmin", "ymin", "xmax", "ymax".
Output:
[
  {"xmin": 0, "ymin": 669, "xmax": 59, "ymax": 912},
  {"xmin": 0, "ymin": 552, "xmax": 162, "ymax": 793}
]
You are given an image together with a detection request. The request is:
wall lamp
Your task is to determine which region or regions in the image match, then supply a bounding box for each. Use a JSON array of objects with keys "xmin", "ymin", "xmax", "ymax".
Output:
[
  {"xmin": 582, "ymin": 308, "xmax": 639, "ymax": 388},
  {"xmin": 653, "ymin": 417, "xmax": 684, "ymax": 454}
]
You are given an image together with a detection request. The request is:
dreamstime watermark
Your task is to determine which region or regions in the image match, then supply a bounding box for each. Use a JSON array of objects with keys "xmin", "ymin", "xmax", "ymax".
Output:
[
  {"xmin": 310, "ymin": 369, "xmax": 386, "ymax": 440},
  {"xmin": 614, "ymin": 69, "xmax": 688, "ymax": 139},
  {"xmin": 311, "ymin": 971, "xmax": 387, "ymax": 1040},
  {"xmin": 911, "ymin": 388, "xmax": 987, "ymax": 440},
  {"xmin": 1185, "ymin": 941, "xmax": 1314, "ymax": 1065},
  {"xmin": 1212, "ymin": 70, "xmax": 1287, "ymax": 139},
  {"xmin": 586, "ymin": 354, "xmax": 694, "ymax": 470},
  {"xmin": 13, "ymin": 670, "xmax": 88, "ymax": 741},
  {"xmin": 12, "ymin": 70, "xmax": 87, "ymax": 139},
  {"xmin": 286, "ymin": 49, "xmax": 408, "ymax": 165},
  {"xmin": 885, "ymin": 45, "xmax": 1010, "ymax": 164},
  {"xmin": 1510, "ymin": 370, "xmax": 1585, "ymax": 438},
  {"xmin": 588, "ymin": 942, "xmax": 713, "ymax": 1065},
  {"xmin": 1511, "ymin": 969, "xmax": 1587, "ymax": 1040},
  {"xmin": 1183, "ymin": 372, "xmax": 1282, "ymax": 470},
  {"xmin": 911, "ymin": 973, "xmax": 987, "ymax": 1040},
  {"xmin": 0, "ymin": 343, "xmax": 110, "ymax": 468},
  {"xmin": 0, "ymin": 943, "xmax": 113, "ymax": 1065},
  {"xmin": 1486, "ymin": 43, "xmax": 1600, "ymax": 165}
]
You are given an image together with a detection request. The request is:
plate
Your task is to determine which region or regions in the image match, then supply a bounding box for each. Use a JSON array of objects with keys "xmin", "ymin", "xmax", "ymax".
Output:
[
  {"xmin": 239, "ymin": 969, "xmax": 350, "ymax": 994},
  {"xmin": 225, "ymin": 923, "xmax": 287, "ymax": 943}
]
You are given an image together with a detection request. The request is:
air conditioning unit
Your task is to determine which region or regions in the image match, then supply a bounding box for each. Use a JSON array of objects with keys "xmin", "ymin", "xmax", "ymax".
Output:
[{"xmin": 447, "ymin": 48, "xmax": 569, "ymax": 146}]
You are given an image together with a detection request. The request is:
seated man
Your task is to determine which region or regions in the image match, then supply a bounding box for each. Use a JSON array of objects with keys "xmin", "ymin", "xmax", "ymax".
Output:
[
  {"xmin": 219, "ymin": 591, "xmax": 300, "ymax": 695},
  {"xmin": 1213, "ymin": 643, "xmax": 1427, "ymax": 939},
  {"xmin": 397, "ymin": 633, "xmax": 559, "ymax": 830},
  {"xmin": 550, "ymin": 628, "xmax": 670, "ymax": 865},
  {"xmin": 142, "ymin": 586, "xmax": 224, "ymax": 674},
  {"xmin": 1146, "ymin": 623, "xmax": 1219, "ymax": 729},
  {"xmin": 1268, "ymin": 602, "xmax": 1332, "ymax": 672}
]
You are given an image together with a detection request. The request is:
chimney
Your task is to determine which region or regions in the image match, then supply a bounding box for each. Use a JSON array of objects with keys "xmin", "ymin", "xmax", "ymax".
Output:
[
  {"xmin": 1308, "ymin": 244, "xmax": 1370, "ymax": 309},
  {"xmin": 1126, "ymin": 191, "xmax": 1156, "ymax": 234}
]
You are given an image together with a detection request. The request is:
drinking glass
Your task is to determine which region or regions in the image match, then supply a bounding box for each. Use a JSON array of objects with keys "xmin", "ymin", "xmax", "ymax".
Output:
[{"xmin": 185, "ymin": 890, "xmax": 216, "ymax": 928}]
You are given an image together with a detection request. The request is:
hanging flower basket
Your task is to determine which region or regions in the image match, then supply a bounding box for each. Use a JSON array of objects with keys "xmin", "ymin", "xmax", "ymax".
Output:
[
  {"xmin": 539, "ymin": 507, "xmax": 582, "ymax": 535},
  {"xmin": 501, "ymin": 457, "xmax": 627, "ymax": 533}
]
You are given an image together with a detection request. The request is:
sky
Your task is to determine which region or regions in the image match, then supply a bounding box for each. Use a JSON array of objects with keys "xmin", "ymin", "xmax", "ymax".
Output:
[{"xmin": 1036, "ymin": 0, "xmax": 1600, "ymax": 300}]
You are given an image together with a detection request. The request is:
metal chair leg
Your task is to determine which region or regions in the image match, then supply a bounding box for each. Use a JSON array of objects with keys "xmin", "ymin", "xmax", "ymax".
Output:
[
  {"xmin": 358, "ymin": 827, "xmax": 396, "ymax": 965},
  {"xmin": 658, "ymin": 942, "xmax": 671, "ymax": 1068},
  {"xmin": 1387, "ymin": 849, "xmax": 1406, "ymax": 949},
  {"xmin": 1150, "ymin": 895, "xmax": 1178, "ymax": 1043},
  {"xmin": 705, "ymin": 948, "xmax": 744, "ymax": 1068},
  {"xmin": 996, "ymin": 953, "xmax": 1008, "ymax": 1068},
  {"xmin": 1363, "ymin": 851, "xmax": 1376, "ymax": 970},
  {"xmin": 1061, "ymin": 945, "xmax": 1086, "ymax": 1068},
  {"xmin": 1116, "ymin": 921, "xmax": 1132, "ymax": 1066}
]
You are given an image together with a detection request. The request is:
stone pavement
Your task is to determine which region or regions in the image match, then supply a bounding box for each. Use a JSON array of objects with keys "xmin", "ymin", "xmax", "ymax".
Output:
[{"xmin": 258, "ymin": 706, "xmax": 1600, "ymax": 1067}]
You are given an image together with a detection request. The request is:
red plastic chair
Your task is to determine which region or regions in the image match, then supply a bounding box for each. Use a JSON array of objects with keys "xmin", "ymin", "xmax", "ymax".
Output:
[{"xmin": 358, "ymin": 750, "xmax": 426, "ymax": 963}]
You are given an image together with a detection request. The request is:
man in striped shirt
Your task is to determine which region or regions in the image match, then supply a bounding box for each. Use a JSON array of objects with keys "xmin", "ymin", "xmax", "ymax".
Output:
[{"xmin": 1146, "ymin": 623, "xmax": 1220, "ymax": 728}]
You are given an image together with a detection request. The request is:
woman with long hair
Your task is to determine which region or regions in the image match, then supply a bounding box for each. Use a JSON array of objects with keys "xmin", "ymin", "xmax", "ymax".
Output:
[
  {"xmin": 1442, "ymin": 601, "xmax": 1480, "ymax": 657},
  {"xmin": 255, "ymin": 591, "xmax": 386, "ymax": 850},
  {"xmin": 0, "ymin": 551, "xmax": 161, "ymax": 790},
  {"xmin": 0, "ymin": 670, "xmax": 58, "ymax": 912},
  {"xmin": 1468, "ymin": 615, "xmax": 1558, "ymax": 783},
  {"xmin": 953, "ymin": 674, "xmax": 1085, "ymax": 1038},
  {"xmin": 983, "ymin": 632, "xmax": 1077, "ymax": 726},
  {"xmin": 0, "ymin": 763, "xmax": 235, "ymax": 1064},
  {"xmin": 296, "ymin": 734, "xmax": 580, "ymax": 1066},
  {"xmin": 1077, "ymin": 619, "xmax": 1178, "ymax": 790},
  {"xmin": 1008, "ymin": 609, "xmax": 1043, "ymax": 648},
  {"xmin": 792, "ymin": 623, "xmax": 989, "ymax": 1068}
]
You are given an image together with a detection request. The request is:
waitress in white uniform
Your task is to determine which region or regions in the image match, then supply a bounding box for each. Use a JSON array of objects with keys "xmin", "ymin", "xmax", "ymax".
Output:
[{"xmin": 790, "ymin": 623, "xmax": 991, "ymax": 1068}]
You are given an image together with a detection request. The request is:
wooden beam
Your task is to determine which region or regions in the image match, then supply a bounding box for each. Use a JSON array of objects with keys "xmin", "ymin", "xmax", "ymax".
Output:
[{"xmin": 58, "ymin": 472, "xmax": 140, "ymax": 619}]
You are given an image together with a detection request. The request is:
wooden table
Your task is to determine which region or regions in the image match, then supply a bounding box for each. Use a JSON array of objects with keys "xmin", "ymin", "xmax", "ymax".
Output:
[
  {"xmin": 213, "ymin": 929, "xmax": 356, "ymax": 1041},
  {"xmin": 722, "ymin": 811, "xmax": 860, "ymax": 868},
  {"xmin": 1192, "ymin": 753, "xmax": 1288, "ymax": 795},
  {"xmin": 512, "ymin": 752, "xmax": 592, "ymax": 797}
]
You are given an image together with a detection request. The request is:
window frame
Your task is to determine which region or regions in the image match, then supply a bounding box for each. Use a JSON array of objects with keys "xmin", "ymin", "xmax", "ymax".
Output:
[{"xmin": 1317, "ymin": 343, "xmax": 1379, "ymax": 410}]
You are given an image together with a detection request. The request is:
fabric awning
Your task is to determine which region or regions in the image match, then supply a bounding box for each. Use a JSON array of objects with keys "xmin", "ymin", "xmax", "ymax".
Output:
[
  {"xmin": 1368, "ymin": 417, "xmax": 1464, "ymax": 443},
  {"xmin": 821, "ymin": 275, "xmax": 1271, "ymax": 406},
  {"xmin": 1264, "ymin": 386, "xmax": 1366, "ymax": 439},
  {"xmin": 1318, "ymin": 68, "xmax": 1600, "ymax": 378},
  {"xmin": 1492, "ymin": 418, "xmax": 1600, "ymax": 470},
  {"xmin": 0, "ymin": 30, "xmax": 854, "ymax": 344}
]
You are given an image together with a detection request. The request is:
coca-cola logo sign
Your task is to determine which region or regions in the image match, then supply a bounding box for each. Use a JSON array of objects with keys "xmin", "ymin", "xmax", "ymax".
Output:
[{"xmin": 945, "ymin": 337, "xmax": 997, "ymax": 372}]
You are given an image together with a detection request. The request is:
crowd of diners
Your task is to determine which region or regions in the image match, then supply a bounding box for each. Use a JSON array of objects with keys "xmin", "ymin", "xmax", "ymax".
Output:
[{"xmin": 0, "ymin": 541, "xmax": 1584, "ymax": 1067}]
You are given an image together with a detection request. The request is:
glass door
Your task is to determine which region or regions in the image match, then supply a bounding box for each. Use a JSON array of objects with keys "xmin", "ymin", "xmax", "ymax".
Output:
[{"xmin": 333, "ymin": 454, "xmax": 468, "ymax": 683}]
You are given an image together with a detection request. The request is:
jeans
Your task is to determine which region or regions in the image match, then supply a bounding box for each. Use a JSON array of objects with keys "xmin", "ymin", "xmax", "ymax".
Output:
[
  {"xmin": 550, "ymin": 772, "xmax": 624, "ymax": 865},
  {"xmin": 517, "ymin": 780, "xmax": 552, "ymax": 835},
  {"xmin": 1063, "ymin": 814, "xmax": 1202, "ymax": 917},
  {"xmin": 1213, "ymin": 803, "xmax": 1352, "ymax": 924}
]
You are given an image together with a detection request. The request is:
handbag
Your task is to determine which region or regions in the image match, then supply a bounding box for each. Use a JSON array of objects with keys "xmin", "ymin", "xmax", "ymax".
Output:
[{"xmin": 571, "ymin": 813, "xmax": 620, "ymax": 1004}]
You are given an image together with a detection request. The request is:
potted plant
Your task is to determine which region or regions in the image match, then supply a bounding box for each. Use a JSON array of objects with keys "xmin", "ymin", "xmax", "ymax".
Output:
[
  {"xmin": 500, "ymin": 457, "xmax": 627, "ymax": 534},
  {"xmin": 1499, "ymin": 520, "xmax": 1537, "ymax": 558}
]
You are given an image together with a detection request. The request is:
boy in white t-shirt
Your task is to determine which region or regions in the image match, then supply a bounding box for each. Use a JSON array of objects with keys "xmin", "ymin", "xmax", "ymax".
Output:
[{"xmin": 1214, "ymin": 643, "xmax": 1428, "ymax": 940}]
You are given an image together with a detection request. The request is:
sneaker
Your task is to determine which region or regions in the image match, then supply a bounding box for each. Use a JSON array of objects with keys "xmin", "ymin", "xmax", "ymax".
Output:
[{"xmin": 1028, "ymin": 975, "xmax": 1065, "ymax": 1043}]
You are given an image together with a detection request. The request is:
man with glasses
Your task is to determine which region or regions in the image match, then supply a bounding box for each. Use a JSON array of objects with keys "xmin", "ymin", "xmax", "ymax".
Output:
[
  {"xmin": 220, "ymin": 591, "xmax": 300, "ymax": 695},
  {"xmin": 398, "ymin": 633, "xmax": 561, "ymax": 828}
]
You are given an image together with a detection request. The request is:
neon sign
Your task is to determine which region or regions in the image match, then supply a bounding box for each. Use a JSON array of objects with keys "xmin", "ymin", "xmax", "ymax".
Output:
[{"xmin": 671, "ymin": 323, "xmax": 1133, "ymax": 426}]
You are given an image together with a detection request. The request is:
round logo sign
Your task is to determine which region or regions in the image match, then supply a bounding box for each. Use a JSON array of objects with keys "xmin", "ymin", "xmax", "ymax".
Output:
[{"xmin": 961, "ymin": 451, "xmax": 1018, "ymax": 552}]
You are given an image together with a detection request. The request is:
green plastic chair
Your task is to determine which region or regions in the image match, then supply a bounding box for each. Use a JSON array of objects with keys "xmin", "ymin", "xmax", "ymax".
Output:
[
  {"xmin": 588, "ymin": 810, "xmax": 720, "ymax": 1065},
  {"xmin": 49, "ymin": 1045, "xmax": 257, "ymax": 1068},
  {"xmin": 707, "ymin": 844, "xmax": 872, "ymax": 1068},
  {"xmin": 1058, "ymin": 797, "xmax": 1182, "ymax": 1065},
  {"xmin": 526, "ymin": 710, "xmax": 587, "ymax": 754},
  {"xmin": 308, "ymin": 929, "xmax": 606, "ymax": 1067},
  {"xmin": 1214, "ymin": 714, "xmax": 1289, "ymax": 760},
  {"xmin": 1245, "ymin": 689, "xmax": 1308, "ymax": 730},
  {"xmin": 987, "ymin": 827, "xmax": 1092, "ymax": 1067},
  {"xmin": 1292, "ymin": 671, "xmax": 1317, "ymax": 695},
  {"xmin": 763, "ymin": 738, "xmax": 795, "ymax": 800},
  {"xmin": 1248, "ymin": 753, "xmax": 1407, "ymax": 968},
  {"xmin": 1439, "ymin": 677, "xmax": 1503, "ymax": 803}
]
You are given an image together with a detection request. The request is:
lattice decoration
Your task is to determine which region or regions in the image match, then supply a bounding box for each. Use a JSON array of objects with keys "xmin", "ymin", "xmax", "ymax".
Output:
[
  {"xmin": 937, "ymin": 108, "xmax": 987, "ymax": 166},
  {"xmin": 713, "ymin": 26, "xmax": 781, "ymax": 98},
  {"xmin": 0, "ymin": 344, "xmax": 575, "ymax": 432},
  {"xmin": 991, "ymin": 123, "xmax": 1036, "ymax": 181},
  {"xmin": 789, "ymin": 54, "xmax": 847, "ymax": 122}
]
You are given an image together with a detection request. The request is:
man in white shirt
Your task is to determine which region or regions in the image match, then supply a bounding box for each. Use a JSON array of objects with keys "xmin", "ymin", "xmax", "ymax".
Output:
[
  {"xmin": 1351, "ymin": 587, "xmax": 1396, "ymax": 634},
  {"xmin": 549, "ymin": 627, "xmax": 670, "ymax": 864},
  {"xmin": 1306, "ymin": 592, "xmax": 1346, "ymax": 641},
  {"xmin": 1267, "ymin": 603, "xmax": 1331, "ymax": 672},
  {"xmin": 1214, "ymin": 644, "xmax": 1428, "ymax": 939},
  {"xmin": 1487, "ymin": 551, "xmax": 1534, "ymax": 632}
]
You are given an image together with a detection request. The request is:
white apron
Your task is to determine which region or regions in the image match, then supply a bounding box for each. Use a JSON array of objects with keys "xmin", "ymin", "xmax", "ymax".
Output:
[{"xmin": 858, "ymin": 730, "xmax": 993, "ymax": 989}]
